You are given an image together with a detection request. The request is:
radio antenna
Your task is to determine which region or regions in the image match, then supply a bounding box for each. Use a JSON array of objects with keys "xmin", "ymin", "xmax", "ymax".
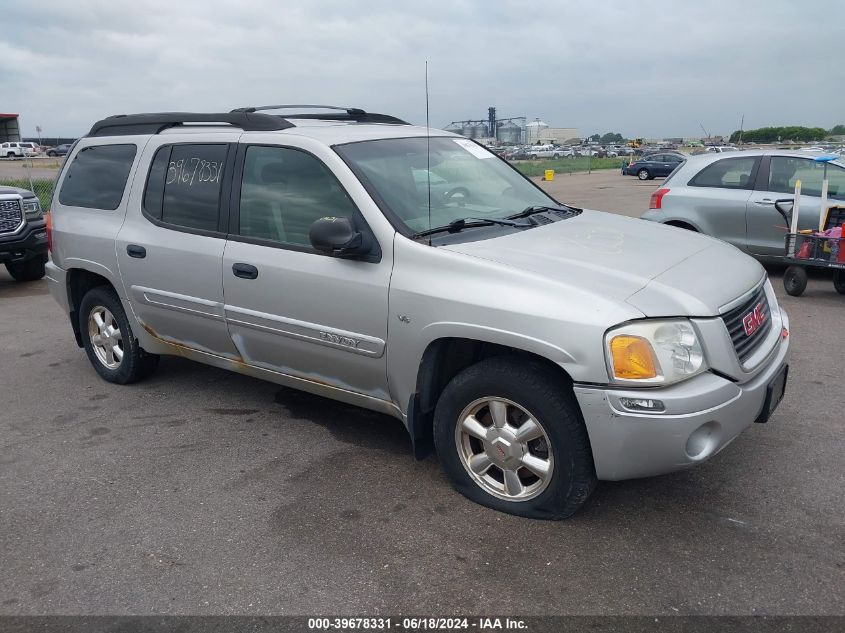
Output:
[{"xmin": 425, "ymin": 60, "xmax": 432, "ymax": 245}]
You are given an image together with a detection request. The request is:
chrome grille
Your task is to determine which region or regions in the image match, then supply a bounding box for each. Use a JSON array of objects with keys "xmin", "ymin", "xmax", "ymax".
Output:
[
  {"xmin": 722, "ymin": 284, "xmax": 772, "ymax": 364},
  {"xmin": 0, "ymin": 199, "xmax": 24, "ymax": 233}
]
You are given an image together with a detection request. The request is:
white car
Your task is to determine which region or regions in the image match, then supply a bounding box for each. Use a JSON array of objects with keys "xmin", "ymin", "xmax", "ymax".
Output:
[
  {"xmin": 1, "ymin": 141, "xmax": 37, "ymax": 158},
  {"xmin": 526, "ymin": 145, "xmax": 573, "ymax": 159}
]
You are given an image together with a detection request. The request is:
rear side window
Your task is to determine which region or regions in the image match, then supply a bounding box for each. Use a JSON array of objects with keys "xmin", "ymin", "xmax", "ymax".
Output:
[
  {"xmin": 58, "ymin": 144, "xmax": 137, "ymax": 210},
  {"xmin": 688, "ymin": 156, "xmax": 757, "ymax": 190},
  {"xmin": 143, "ymin": 144, "xmax": 228, "ymax": 232}
]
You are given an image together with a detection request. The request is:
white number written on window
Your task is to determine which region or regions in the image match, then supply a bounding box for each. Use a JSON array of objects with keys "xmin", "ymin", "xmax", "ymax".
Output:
[{"xmin": 166, "ymin": 157, "xmax": 223, "ymax": 186}]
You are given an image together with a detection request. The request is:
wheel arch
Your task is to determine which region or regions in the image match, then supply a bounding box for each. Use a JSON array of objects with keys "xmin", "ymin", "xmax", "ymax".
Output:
[
  {"xmin": 664, "ymin": 219, "xmax": 700, "ymax": 232},
  {"xmin": 406, "ymin": 335, "xmax": 577, "ymax": 460},
  {"xmin": 66, "ymin": 267, "xmax": 119, "ymax": 347}
]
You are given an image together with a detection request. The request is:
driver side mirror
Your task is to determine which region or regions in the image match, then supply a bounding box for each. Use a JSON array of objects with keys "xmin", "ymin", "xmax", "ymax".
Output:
[{"xmin": 309, "ymin": 216, "xmax": 371, "ymax": 259}]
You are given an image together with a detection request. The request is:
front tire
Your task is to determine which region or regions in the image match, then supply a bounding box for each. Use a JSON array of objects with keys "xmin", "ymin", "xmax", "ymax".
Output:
[
  {"xmin": 5, "ymin": 258, "xmax": 45, "ymax": 281},
  {"xmin": 433, "ymin": 357, "xmax": 596, "ymax": 520},
  {"xmin": 79, "ymin": 285, "xmax": 159, "ymax": 384},
  {"xmin": 637, "ymin": 168, "xmax": 651, "ymax": 180}
]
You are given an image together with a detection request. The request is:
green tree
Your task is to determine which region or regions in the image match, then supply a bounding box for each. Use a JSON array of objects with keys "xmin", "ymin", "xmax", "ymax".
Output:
[
  {"xmin": 730, "ymin": 126, "xmax": 827, "ymax": 143},
  {"xmin": 830, "ymin": 124, "xmax": 845, "ymax": 135},
  {"xmin": 600, "ymin": 132, "xmax": 624, "ymax": 144}
]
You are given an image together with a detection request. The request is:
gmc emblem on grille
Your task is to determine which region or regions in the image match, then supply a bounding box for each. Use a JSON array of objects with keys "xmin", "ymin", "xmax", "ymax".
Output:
[{"xmin": 742, "ymin": 303, "xmax": 766, "ymax": 336}]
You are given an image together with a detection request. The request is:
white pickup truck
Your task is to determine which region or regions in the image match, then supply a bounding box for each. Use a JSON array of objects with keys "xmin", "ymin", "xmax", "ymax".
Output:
[{"xmin": 526, "ymin": 145, "xmax": 574, "ymax": 159}]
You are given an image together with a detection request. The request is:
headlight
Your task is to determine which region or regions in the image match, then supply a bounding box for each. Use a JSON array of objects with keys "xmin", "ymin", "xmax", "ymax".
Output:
[
  {"xmin": 23, "ymin": 198, "xmax": 42, "ymax": 218},
  {"xmin": 605, "ymin": 319, "xmax": 707, "ymax": 385}
]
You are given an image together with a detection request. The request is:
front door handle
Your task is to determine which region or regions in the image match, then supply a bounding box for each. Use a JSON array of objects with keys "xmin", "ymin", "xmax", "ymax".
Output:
[
  {"xmin": 754, "ymin": 199, "xmax": 775, "ymax": 205},
  {"xmin": 232, "ymin": 263, "xmax": 259, "ymax": 279},
  {"xmin": 126, "ymin": 244, "xmax": 147, "ymax": 258}
]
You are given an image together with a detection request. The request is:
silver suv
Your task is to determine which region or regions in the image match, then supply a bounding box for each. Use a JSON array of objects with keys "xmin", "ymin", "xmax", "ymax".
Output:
[{"xmin": 45, "ymin": 106, "xmax": 790, "ymax": 519}]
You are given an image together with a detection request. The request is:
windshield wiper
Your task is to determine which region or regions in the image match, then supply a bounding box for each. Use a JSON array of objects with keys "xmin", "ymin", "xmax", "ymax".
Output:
[
  {"xmin": 506, "ymin": 204, "xmax": 577, "ymax": 220},
  {"xmin": 413, "ymin": 216, "xmax": 532, "ymax": 239}
]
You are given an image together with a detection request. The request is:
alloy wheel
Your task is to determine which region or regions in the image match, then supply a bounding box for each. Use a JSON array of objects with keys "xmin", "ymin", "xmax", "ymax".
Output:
[
  {"xmin": 87, "ymin": 306, "xmax": 124, "ymax": 369},
  {"xmin": 454, "ymin": 397, "xmax": 554, "ymax": 502}
]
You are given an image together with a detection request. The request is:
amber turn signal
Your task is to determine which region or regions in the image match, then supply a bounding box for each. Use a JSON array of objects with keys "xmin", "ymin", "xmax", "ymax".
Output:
[{"xmin": 609, "ymin": 335, "xmax": 659, "ymax": 380}]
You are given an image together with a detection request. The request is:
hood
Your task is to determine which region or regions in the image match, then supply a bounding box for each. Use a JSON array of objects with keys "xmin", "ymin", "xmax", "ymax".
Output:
[
  {"xmin": 442, "ymin": 210, "xmax": 765, "ymax": 317},
  {"xmin": 0, "ymin": 185, "xmax": 34, "ymax": 197}
]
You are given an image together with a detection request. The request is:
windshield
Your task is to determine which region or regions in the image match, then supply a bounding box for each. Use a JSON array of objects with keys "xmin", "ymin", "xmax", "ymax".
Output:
[{"xmin": 335, "ymin": 136, "xmax": 556, "ymax": 234}]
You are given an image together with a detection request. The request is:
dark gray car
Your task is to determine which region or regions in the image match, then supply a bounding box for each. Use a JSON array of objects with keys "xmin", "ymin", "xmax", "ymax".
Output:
[{"xmin": 623, "ymin": 153, "xmax": 685, "ymax": 180}]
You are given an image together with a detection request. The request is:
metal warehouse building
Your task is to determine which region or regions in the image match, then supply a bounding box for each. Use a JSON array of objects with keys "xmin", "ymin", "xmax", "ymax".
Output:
[{"xmin": 0, "ymin": 113, "xmax": 21, "ymax": 142}]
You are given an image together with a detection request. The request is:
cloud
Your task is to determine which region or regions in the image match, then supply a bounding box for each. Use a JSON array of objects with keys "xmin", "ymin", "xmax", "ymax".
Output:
[{"xmin": 3, "ymin": 0, "xmax": 843, "ymax": 138}]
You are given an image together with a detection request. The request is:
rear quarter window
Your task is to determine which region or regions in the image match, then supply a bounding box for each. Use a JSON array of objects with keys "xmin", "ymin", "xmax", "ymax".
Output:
[{"xmin": 58, "ymin": 144, "xmax": 137, "ymax": 210}]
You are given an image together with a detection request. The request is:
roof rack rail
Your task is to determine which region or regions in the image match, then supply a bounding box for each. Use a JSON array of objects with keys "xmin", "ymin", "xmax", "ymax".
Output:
[
  {"xmin": 88, "ymin": 111, "xmax": 294, "ymax": 137},
  {"xmin": 87, "ymin": 105, "xmax": 410, "ymax": 137},
  {"xmin": 231, "ymin": 104, "xmax": 409, "ymax": 125}
]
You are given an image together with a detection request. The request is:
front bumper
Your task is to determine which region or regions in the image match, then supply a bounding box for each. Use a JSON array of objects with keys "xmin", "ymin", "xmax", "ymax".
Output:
[
  {"xmin": 0, "ymin": 218, "xmax": 48, "ymax": 264},
  {"xmin": 574, "ymin": 324, "xmax": 790, "ymax": 481}
]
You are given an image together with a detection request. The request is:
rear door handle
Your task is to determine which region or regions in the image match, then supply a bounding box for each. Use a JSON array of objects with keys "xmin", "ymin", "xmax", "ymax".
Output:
[
  {"xmin": 126, "ymin": 244, "xmax": 146, "ymax": 258},
  {"xmin": 232, "ymin": 263, "xmax": 259, "ymax": 279},
  {"xmin": 755, "ymin": 199, "xmax": 775, "ymax": 205}
]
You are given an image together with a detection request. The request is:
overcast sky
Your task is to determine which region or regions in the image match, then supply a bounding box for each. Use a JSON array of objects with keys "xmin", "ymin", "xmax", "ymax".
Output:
[{"xmin": 3, "ymin": 0, "xmax": 842, "ymax": 139}]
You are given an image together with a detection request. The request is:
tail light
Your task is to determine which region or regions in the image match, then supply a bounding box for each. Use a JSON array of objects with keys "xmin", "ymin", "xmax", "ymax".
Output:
[
  {"xmin": 45, "ymin": 212, "xmax": 53, "ymax": 252},
  {"xmin": 649, "ymin": 188, "xmax": 670, "ymax": 210}
]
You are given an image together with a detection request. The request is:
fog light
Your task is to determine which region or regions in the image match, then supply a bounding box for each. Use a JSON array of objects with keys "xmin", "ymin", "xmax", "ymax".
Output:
[
  {"xmin": 619, "ymin": 397, "xmax": 665, "ymax": 412},
  {"xmin": 686, "ymin": 421, "xmax": 720, "ymax": 459}
]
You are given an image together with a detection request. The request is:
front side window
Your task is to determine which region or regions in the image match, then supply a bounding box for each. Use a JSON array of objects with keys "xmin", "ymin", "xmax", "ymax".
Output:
[
  {"xmin": 689, "ymin": 156, "xmax": 757, "ymax": 190},
  {"xmin": 143, "ymin": 144, "xmax": 228, "ymax": 232},
  {"xmin": 238, "ymin": 146, "xmax": 358, "ymax": 248},
  {"xmin": 768, "ymin": 156, "xmax": 845, "ymax": 200},
  {"xmin": 59, "ymin": 144, "xmax": 137, "ymax": 210},
  {"xmin": 824, "ymin": 163, "xmax": 845, "ymax": 201},
  {"xmin": 768, "ymin": 157, "xmax": 815, "ymax": 196},
  {"xmin": 335, "ymin": 136, "xmax": 555, "ymax": 234}
]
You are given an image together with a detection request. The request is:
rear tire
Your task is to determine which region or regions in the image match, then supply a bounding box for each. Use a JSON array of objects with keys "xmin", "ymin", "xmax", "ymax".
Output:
[
  {"xmin": 79, "ymin": 285, "xmax": 159, "ymax": 384},
  {"xmin": 783, "ymin": 266, "xmax": 807, "ymax": 297},
  {"xmin": 833, "ymin": 270, "xmax": 845, "ymax": 295},
  {"xmin": 433, "ymin": 357, "xmax": 596, "ymax": 520},
  {"xmin": 637, "ymin": 168, "xmax": 651, "ymax": 180},
  {"xmin": 5, "ymin": 258, "xmax": 45, "ymax": 281}
]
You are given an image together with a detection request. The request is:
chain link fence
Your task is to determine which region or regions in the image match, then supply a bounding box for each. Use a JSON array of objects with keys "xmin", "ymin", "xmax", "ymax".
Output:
[{"xmin": 0, "ymin": 153, "xmax": 59, "ymax": 210}]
